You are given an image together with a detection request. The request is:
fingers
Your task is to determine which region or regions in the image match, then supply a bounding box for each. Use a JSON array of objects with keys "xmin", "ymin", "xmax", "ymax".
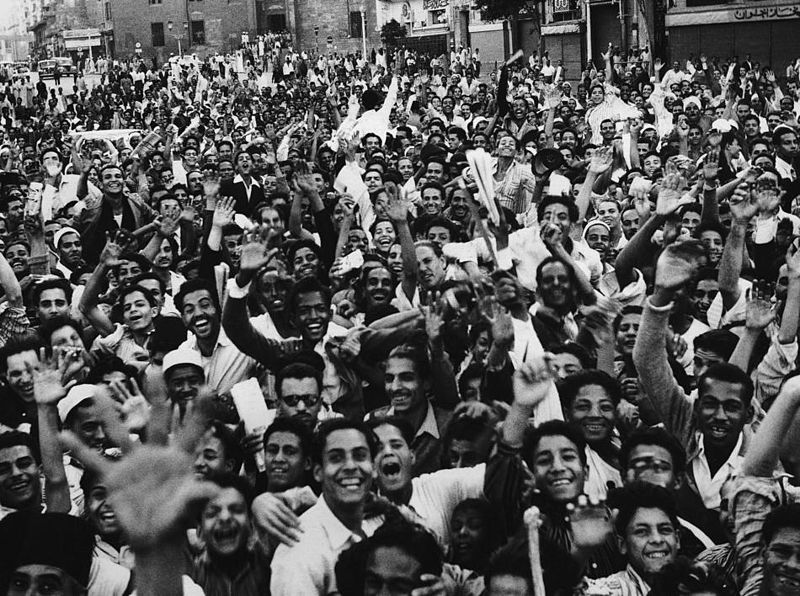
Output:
[
  {"xmin": 175, "ymin": 387, "xmax": 216, "ymax": 455},
  {"xmin": 93, "ymin": 387, "xmax": 137, "ymax": 454},
  {"xmin": 59, "ymin": 430, "xmax": 111, "ymax": 476}
]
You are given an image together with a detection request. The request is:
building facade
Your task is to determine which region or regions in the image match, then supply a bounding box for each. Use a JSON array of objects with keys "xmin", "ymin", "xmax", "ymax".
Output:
[
  {"xmin": 665, "ymin": 0, "xmax": 800, "ymax": 70},
  {"xmin": 108, "ymin": 0, "xmax": 256, "ymax": 61}
]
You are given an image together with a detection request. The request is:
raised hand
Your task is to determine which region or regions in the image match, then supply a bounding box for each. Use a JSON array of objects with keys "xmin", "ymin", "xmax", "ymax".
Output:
[
  {"xmin": 541, "ymin": 222, "xmax": 563, "ymax": 252},
  {"xmin": 59, "ymin": 389, "xmax": 220, "ymax": 551},
  {"xmin": 108, "ymin": 379, "xmax": 151, "ymax": 432},
  {"xmin": 385, "ymin": 183, "xmax": 408, "ymax": 223},
  {"xmin": 420, "ymin": 292, "xmax": 444, "ymax": 343},
  {"xmin": 293, "ymin": 173, "xmax": 316, "ymax": 195},
  {"xmin": 588, "ymin": 146, "xmax": 613, "ymax": 175},
  {"xmin": 212, "ymin": 195, "xmax": 236, "ymax": 228},
  {"xmin": 157, "ymin": 215, "xmax": 179, "ymax": 238},
  {"xmin": 512, "ymin": 354, "xmax": 555, "ymax": 410},
  {"xmin": 656, "ymin": 173, "xmax": 693, "ymax": 215},
  {"xmin": 568, "ymin": 495, "xmax": 615, "ymax": 552},
  {"xmin": 238, "ymin": 226, "xmax": 274, "ymax": 272},
  {"xmin": 202, "ymin": 175, "xmax": 220, "ymax": 200},
  {"xmin": 729, "ymin": 181, "xmax": 759, "ymax": 223},
  {"xmin": 31, "ymin": 348, "xmax": 76, "ymax": 406},
  {"xmin": 653, "ymin": 58, "xmax": 664, "ymax": 72},
  {"xmin": 479, "ymin": 295, "xmax": 515, "ymax": 350},
  {"xmin": 654, "ymin": 239, "xmax": 706, "ymax": 290},
  {"xmin": 787, "ymin": 241, "xmax": 800, "ymax": 279},
  {"xmin": 702, "ymin": 150, "xmax": 720, "ymax": 182},
  {"xmin": 543, "ymin": 84, "xmax": 562, "ymax": 110},
  {"xmin": 745, "ymin": 283, "xmax": 776, "ymax": 330},
  {"xmin": 100, "ymin": 231, "xmax": 125, "ymax": 267}
]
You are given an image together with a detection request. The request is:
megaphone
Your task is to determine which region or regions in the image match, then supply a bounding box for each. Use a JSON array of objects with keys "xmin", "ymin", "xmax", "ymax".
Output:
[{"xmin": 531, "ymin": 148, "xmax": 565, "ymax": 177}]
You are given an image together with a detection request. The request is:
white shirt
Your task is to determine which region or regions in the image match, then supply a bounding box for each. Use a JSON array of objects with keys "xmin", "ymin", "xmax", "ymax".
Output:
[
  {"xmin": 692, "ymin": 431, "xmax": 744, "ymax": 509},
  {"xmin": 270, "ymin": 496, "xmax": 382, "ymax": 595},
  {"xmin": 178, "ymin": 326, "xmax": 258, "ymax": 395}
]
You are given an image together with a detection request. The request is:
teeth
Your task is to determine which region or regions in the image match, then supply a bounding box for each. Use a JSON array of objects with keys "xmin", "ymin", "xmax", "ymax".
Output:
[{"xmin": 551, "ymin": 479, "xmax": 570, "ymax": 486}]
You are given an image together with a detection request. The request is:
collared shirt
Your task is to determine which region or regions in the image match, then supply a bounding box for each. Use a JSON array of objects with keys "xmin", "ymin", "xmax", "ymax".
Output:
[
  {"xmin": 233, "ymin": 173, "xmax": 261, "ymax": 202},
  {"xmin": 94, "ymin": 536, "xmax": 135, "ymax": 569},
  {"xmin": 367, "ymin": 401, "xmax": 452, "ymax": 476},
  {"xmin": 91, "ymin": 323, "xmax": 151, "ymax": 371},
  {"xmin": 42, "ymin": 174, "xmax": 100, "ymax": 220},
  {"xmin": 582, "ymin": 564, "xmax": 650, "ymax": 595},
  {"xmin": 179, "ymin": 327, "xmax": 258, "ymax": 396},
  {"xmin": 776, "ymin": 155, "xmax": 797, "ymax": 181},
  {"xmin": 692, "ymin": 431, "xmax": 744, "ymax": 509},
  {"xmin": 192, "ymin": 547, "xmax": 270, "ymax": 596},
  {"xmin": 494, "ymin": 160, "xmax": 538, "ymax": 214},
  {"xmin": 270, "ymin": 496, "xmax": 382, "ymax": 595}
]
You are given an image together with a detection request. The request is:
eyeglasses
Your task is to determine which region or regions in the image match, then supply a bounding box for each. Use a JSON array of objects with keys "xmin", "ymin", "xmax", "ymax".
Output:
[{"xmin": 281, "ymin": 394, "xmax": 321, "ymax": 408}]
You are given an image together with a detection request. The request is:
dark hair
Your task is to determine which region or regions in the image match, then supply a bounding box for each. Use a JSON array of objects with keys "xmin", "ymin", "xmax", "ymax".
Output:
[
  {"xmin": 286, "ymin": 275, "xmax": 332, "ymax": 318},
  {"xmin": 115, "ymin": 252, "xmax": 151, "ymax": 274},
  {"xmin": 694, "ymin": 221, "xmax": 728, "ymax": 243},
  {"xmin": 207, "ymin": 471, "xmax": 254, "ymax": 507},
  {"xmin": 0, "ymin": 334, "xmax": 42, "ymax": 374},
  {"xmin": 610, "ymin": 481, "xmax": 680, "ymax": 536},
  {"xmin": 762, "ymin": 503, "xmax": 800, "ymax": 545},
  {"xmin": 484, "ymin": 536, "xmax": 532, "ymax": 589},
  {"xmin": 312, "ymin": 418, "xmax": 378, "ymax": 466},
  {"xmin": 367, "ymin": 415, "xmax": 415, "ymax": 447},
  {"xmin": 537, "ymin": 194, "xmax": 579, "ymax": 222},
  {"xmin": 336, "ymin": 512, "xmax": 443, "ymax": 596},
  {"xmin": 387, "ymin": 342, "xmax": 431, "ymax": 380},
  {"xmin": 85, "ymin": 355, "xmax": 138, "ymax": 384},
  {"xmin": 649, "ymin": 558, "xmax": 737, "ymax": 596},
  {"xmin": 442, "ymin": 415, "xmax": 494, "ymax": 449},
  {"xmin": 275, "ymin": 362, "xmax": 322, "ymax": 398},
  {"xmin": 697, "ymin": 362, "xmax": 754, "ymax": 405},
  {"xmin": 619, "ymin": 427, "xmax": 687, "ymax": 477},
  {"xmin": 550, "ymin": 342, "xmax": 595, "ymax": 369},
  {"xmin": 0, "ymin": 430, "xmax": 39, "ymax": 464},
  {"xmin": 32, "ymin": 277, "xmax": 72, "ymax": 306},
  {"xmin": 559, "ymin": 369, "xmax": 622, "ymax": 410},
  {"xmin": 693, "ymin": 330, "xmax": 739, "ymax": 361},
  {"xmin": 174, "ymin": 279, "xmax": 220, "ymax": 314},
  {"xmin": 424, "ymin": 216, "xmax": 460, "ymax": 242},
  {"xmin": 522, "ymin": 420, "xmax": 587, "ymax": 470},
  {"xmin": 207, "ymin": 420, "xmax": 244, "ymax": 473},
  {"xmin": 263, "ymin": 417, "xmax": 313, "ymax": 459},
  {"xmin": 117, "ymin": 283, "xmax": 158, "ymax": 310},
  {"xmin": 38, "ymin": 316, "xmax": 83, "ymax": 349},
  {"xmin": 420, "ymin": 181, "xmax": 445, "ymax": 199},
  {"xmin": 612, "ymin": 304, "xmax": 643, "ymax": 332}
]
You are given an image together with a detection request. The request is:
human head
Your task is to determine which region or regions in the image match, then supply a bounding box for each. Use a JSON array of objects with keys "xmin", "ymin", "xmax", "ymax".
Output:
[
  {"xmin": 174, "ymin": 279, "xmax": 221, "ymax": 343},
  {"xmin": 276, "ymin": 361, "xmax": 323, "ymax": 428},
  {"xmin": 287, "ymin": 275, "xmax": 332, "ymax": 343},
  {"xmin": 263, "ymin": 417, "xmax": 313, "ymax": 492},
  {"xmin": 0, "ymin": 432, "xmax": 41, "ymax": 511},
  {"xmin": 32, "ymin": 278, "xmax": 72, "ymax": 323},
  {"xmin": 611, "ymin": 482, "xmax": 681, "ymax": 583},
  {"xmin": 198, "ymin": 473, "xmax": 253, "ymax": 559},
  {"xmin": 312, "ymin": 419, "xmax": 377, "ymax": 509},
  {"xmin": 336, "ymin": 513, "xmax": 443, "ymax": 596},
  {"xmin": 192, "ymin": 421, "xmax": 243, "ymax": 480},
  {"xmin": 523, "ymin": 420, "xmax": 587, "ymax": 503},
  {"xmin": 559, "ymin": 369, "xmax": 621, "ymax": 446},
  {"xmin": 694, "ymin": 362, "xmax": 754, "ymax": 448},
  {"xmin": 384, "ymin": 343, "xmax": 429, "ymax": 416},
  {"xmin": 620, "ymin": 427, "xmax": 686, "ymax": 491}
]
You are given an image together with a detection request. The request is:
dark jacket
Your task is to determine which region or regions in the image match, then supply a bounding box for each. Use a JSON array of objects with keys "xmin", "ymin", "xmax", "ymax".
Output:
[{"xmin": 76, "ymin": 192, "xmax": 157, "ymax": 264}]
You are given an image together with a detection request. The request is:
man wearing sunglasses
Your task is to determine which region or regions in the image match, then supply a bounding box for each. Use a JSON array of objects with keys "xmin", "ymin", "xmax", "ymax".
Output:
[{"xmin": 275, "ymin": 361, "xmax": 339, "ymax": 429}]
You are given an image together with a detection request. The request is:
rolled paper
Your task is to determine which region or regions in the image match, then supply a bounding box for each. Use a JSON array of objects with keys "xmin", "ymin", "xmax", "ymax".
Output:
[{"xmin": 523, "ymin": 506, "xmax": 545, "ymax": 596}]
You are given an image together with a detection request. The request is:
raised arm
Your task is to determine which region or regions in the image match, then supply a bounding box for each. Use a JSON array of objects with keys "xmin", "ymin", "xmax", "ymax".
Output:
[
  {"xmin": 633, "ymin": 240, "xmax": 706, "ymax": 443},
  {"xmin": 78, "ymin": 234, "xmax": 122, "ymax": 337},
  {"xmin": 221, "ymin": 230, "xmax": 286, "ymax": 372},
  {"xmin": 386, "ymin": 184, "xmax": 417, "ymax": 302},
  {"xmin": 719, "ymin": 181, "xmax": 759, "ymax": 310},
  {"xmin": 578, "ymin": 147, "xmax": 613, "ymax": 222}
]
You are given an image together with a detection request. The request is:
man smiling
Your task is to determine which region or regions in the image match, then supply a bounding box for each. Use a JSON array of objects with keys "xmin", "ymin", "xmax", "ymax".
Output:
[{"xmin": 268, "ymin": 419, "xmax": 381, "ymax": 595}]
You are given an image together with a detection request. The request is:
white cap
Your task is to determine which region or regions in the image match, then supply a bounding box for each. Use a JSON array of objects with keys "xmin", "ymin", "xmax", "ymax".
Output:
[
  {"xmin": 58, "ymin": 384, "xmax": 96, "ymax": 423},
  {"xmin": 53, "ymin": 226, "xmax": 80, "ymax": 250},
  {"xmin": 163, "ymin": 349, "xmax": 203, "ymax": 377}
]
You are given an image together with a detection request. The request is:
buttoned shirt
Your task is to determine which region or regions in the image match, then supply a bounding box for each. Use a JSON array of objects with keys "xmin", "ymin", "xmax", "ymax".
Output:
[
  {"xmin": 91, "ymin": 323, "xmax": 151, "ymax": 371},
  {"xmin": 179, "ymin": 326, "xmax": 258, "ymax": 395},
  {"xmin": 270, "ymin": 496, "xmax": 382, "ymax": 595}
]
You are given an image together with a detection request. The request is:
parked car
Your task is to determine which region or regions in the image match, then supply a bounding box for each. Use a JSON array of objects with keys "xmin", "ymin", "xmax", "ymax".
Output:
[{"xmin": 37, "ymin": 57, "xmax": 77, "ymax": 79}]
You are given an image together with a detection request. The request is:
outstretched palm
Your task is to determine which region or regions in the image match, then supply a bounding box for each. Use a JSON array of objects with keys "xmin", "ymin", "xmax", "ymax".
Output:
[{"xmin": 654, "ymin": 239, "xmax": 706, "ymax": 290}]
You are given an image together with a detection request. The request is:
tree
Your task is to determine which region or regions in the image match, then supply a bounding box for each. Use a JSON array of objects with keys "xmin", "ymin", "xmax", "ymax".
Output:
[{"xmin": 381, "ymin": 19, "xmax": 407, "ymax": 48}]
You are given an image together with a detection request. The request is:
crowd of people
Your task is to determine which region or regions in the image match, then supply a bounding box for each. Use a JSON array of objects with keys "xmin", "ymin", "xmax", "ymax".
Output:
[{"xmin": 0, "ymin": 34, "xmax": 799, "ymax": 596}]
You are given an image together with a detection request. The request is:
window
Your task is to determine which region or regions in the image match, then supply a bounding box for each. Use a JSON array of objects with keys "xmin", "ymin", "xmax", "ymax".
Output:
[
  {"xmin": 428, "ymin": 9, "xmax": 445, "ymax": 25},
  {"xmin": 148, "ymin": 0, "xmax": 162, "ymax": 4},
  {"xmin": 191, "ymin": 20, "xmax": 205, "ymax": 44},
  {"xmin": 151, "ymin": 22, "xmax": 164, "ymax": 46},
  {"xmin": 349, "ymin": 11, "xmax": 363, "ymax": 38},
  {"xmin": 104, "ymin": 1, "xmax": 111, "ymax": 19},
  {"xmin": 685, "ymin": 0, "xmax": 729, "ymax": 6}
]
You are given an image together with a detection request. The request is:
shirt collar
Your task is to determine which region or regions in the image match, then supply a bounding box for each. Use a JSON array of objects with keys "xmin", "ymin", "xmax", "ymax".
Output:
[
  {"xmin": 386, "ymin": 401, "xmax": 440, "ymax": 440},
  {"xmin": 233, "ymin": 173, "xmax": 260, "ymax": 186},
  {"xmin": 315, "ymin": 495, "xmax": 364, "ymax": 551}
]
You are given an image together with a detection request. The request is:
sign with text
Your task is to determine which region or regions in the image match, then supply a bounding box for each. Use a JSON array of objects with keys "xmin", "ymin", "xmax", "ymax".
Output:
[{"xmin": 423, "ymin": 0, "xmax": 449, "ymax": 10}]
